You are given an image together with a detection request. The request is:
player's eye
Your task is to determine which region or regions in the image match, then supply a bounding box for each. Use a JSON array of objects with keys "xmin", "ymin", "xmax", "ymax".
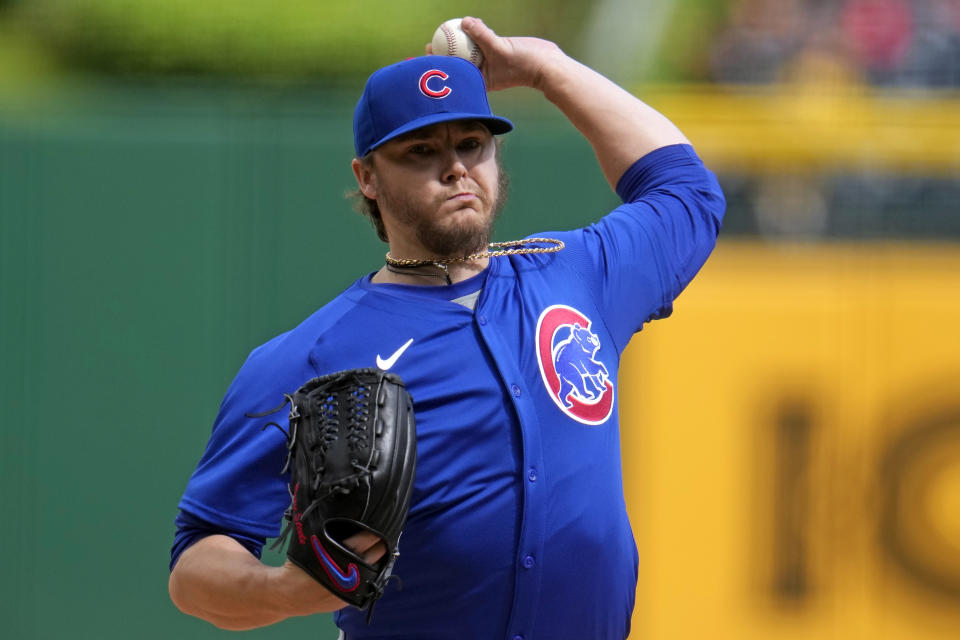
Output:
[
  {"xmin": 407, "ymin": 144, "xmax": 433, "ymax": 155},
  {"xmin": 458, "ymin": 138, "xmax": 482, "ymax": 151}
]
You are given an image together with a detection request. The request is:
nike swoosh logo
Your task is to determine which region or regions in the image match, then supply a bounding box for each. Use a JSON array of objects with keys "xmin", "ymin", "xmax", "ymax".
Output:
[
  {"xmin": 311, "ymin": 535, "xmax": 360, "ymax": 592},
  {"xmin": 376, "ymin": 338, "xmax": 414, "ymax": 370}
]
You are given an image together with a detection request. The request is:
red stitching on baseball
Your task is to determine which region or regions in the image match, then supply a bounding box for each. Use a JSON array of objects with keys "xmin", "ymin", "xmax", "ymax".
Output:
[
  {"xmin": 470, "ymin": 45, "xmax": 481, "ymax": 66},
  {"xmin": 442, "ymin": 24, "xmax": 456, "ymax": 56}
]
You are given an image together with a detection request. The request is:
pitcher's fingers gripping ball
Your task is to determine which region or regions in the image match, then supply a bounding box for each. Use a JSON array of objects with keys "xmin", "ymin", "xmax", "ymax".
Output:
[
  {"xmin": 266, "ymin": 368, "xmax": 417, "ymax": 620},
  {"xmin": 431, "ymin": 18, "xmax": 483, "ymax": 67}
]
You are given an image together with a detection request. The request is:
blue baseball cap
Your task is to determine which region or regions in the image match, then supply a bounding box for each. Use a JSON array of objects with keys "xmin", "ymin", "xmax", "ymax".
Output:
[{"xmin": 353, "ymin": 55, "xmax": 513, "ymax": 157}]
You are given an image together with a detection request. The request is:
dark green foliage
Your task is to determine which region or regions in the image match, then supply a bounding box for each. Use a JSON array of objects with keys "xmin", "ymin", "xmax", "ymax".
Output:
[{"xmin": 13, "ymin": 0, "xmax": 591, "ymax": 79}]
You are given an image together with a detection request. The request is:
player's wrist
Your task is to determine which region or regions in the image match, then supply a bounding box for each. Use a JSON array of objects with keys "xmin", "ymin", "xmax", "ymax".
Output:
[
  {"xmin": 270, "ymin": 561, "xmax": 350, "ymax": 616},
  {"xmin": 522, "ymin": 42, "xmax": 568, "ymax": 94},
  {"xmin": 267, "ymin": 563, "xmax": 318, "ymax": 617},
  {"xmin": 536, "ymin": 53, "xmax": 593, "ymax": 102}
]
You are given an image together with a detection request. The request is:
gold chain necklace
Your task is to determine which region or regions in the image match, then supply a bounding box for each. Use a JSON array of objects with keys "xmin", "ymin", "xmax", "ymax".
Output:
[{"xmin": 385, "ymin": 237, "xmax": 565, "ymax": 268}]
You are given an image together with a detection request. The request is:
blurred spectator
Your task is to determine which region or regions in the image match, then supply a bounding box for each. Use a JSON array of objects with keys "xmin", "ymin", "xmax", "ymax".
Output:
[
  {"xmin": 841, "ymin": 0, "xmax": 915, "ymax": 83},
  {"xmin": 781, "ymin": 4, "xmax": 864, "ymax": 86},
  {"xmin": 896, "ymin": 0, "xmax": 960, "ymax": 86},
  {"xmin": 710, "ymin": 0, "xmax": 810, "ymax": 83}
]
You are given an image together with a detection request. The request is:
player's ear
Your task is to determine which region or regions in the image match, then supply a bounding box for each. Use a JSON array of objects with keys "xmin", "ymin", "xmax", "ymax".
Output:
[{"xmin": 351, "ymin": 157, "xmax": 378, "ymax": 200}]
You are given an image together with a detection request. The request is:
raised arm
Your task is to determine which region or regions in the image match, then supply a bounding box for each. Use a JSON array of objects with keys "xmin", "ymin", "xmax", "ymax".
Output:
[{"xmin": 461, "ymin": 16, "xmax": 690, "ymax": 189}]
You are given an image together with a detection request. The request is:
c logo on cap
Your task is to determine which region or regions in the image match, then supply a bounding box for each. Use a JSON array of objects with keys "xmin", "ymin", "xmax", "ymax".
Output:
[{"xmin": 419, "ymin": 70, "xmax": 452, "ymax": 99}]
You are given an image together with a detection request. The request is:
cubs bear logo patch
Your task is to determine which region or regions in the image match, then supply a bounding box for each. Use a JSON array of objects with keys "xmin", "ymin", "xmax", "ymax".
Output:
[{"xmin": 535, "ymin": 304, "xmax": 615, "ymax": 425}]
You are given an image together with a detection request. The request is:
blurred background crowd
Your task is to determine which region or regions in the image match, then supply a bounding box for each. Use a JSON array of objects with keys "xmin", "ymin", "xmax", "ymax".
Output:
[
  {"xmin": 704, "ymin": 0, "xmax": 960, "ymax": 238},
  {"xmin": 710, "ymin": 0, "xmax": 960, "ymax": 87}
]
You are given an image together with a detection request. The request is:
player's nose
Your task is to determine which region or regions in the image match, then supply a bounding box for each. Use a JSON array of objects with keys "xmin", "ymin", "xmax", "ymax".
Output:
[{"xmin": 441, "ymin": 150, "xmax": 469, "ymax": 182}]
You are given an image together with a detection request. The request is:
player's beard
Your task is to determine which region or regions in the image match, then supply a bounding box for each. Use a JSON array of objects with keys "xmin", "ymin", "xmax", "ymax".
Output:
[{"xmin": 381, "ymin": 167, "xmax": 509, "ymax": 259}]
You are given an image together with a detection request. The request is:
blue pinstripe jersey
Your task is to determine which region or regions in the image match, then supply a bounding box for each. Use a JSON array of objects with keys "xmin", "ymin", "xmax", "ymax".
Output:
[{"xmin": 173, "ymin": 144, "xmax": 724, "ymax": 640}]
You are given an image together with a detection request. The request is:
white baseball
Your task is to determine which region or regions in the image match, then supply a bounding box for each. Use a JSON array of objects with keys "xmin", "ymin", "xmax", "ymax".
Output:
[{"xmin": 431, "ymin": 18, "xmax": 483, "ymax": 67}]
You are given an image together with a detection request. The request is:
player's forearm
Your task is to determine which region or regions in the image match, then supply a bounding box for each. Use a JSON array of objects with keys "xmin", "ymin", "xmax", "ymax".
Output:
[
  {"xmin": 168, "ymin": 534, "xmax": 344, "ymax": 630},
  {"xmin": 537, "ymin": 53, "xmax": 690, "ymax": 189}
]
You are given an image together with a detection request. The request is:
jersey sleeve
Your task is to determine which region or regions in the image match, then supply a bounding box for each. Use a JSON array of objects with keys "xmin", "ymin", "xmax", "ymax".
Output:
[
  {"xmin": 553, "ymin": 143, "xmax": 724, "ymax": 351},
  {"xmin": 173, "ymin": 332, "xmax": 320, "ymax": 554},
  {"xmin": 169, "ymin": 509, "xmax": 267, "ymax": 571}
]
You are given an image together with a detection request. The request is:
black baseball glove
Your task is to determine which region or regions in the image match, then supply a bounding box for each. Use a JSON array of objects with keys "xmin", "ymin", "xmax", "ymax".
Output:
[{"xmin": 261, "ymin": 368, "xmax": 417, "ymax": 619}]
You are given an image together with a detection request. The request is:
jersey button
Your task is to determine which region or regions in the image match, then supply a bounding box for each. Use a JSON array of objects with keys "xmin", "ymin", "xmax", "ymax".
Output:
[
  {"xmin": 511, "ymin": 384, "xmax": 521, "ymax": 397},
  {"xmin": 512, "ymin": 636, "xmax": 524, "ymax": 640},
  {"xmin": 477, "ymin": 314, "xmax": 487, "ymax": 325},
  {"xmin": 527, "ymin": 468, "xmax": 537, "ymax": 482},
  {"xmin": 523, "ymin": 555, "xmax": 535, "ymax": 569}
]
